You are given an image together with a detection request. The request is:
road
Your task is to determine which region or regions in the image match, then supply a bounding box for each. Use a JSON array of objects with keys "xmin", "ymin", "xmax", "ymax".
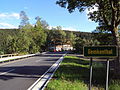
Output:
[{"xmin": 0, "ymin": 52, "xmax": 66, "ymax": 90}]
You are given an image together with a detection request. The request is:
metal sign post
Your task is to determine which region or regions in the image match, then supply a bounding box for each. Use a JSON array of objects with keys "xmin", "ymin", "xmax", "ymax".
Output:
[
  {"xmin": 83, "ymin": 46, "xmax": 117, "ymax": 90},
  {"xmin": 89, "ymin": 58, "xmax": 93, "ymax": 90},
  {"xmin": 106, "ymin": 59, "xmax": 109, "ymax": 90}
]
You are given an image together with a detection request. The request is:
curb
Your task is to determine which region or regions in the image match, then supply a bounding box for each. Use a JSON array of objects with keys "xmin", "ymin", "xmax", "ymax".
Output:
[{"xmin": 27, "ymin": 53, "xmax": 67, "ymax": 90}]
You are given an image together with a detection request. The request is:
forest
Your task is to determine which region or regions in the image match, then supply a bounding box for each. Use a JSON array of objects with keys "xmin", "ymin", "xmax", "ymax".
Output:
[
  {"xmin": 0, "ymin": 11, "xmax": 115, "ymax": 55},
  {"xmin": 0, "ymin": 27, "xmax": 114, "ymax": 55}
]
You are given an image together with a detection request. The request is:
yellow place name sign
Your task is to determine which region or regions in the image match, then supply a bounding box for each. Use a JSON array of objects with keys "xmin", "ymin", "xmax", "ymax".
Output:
[
  {"xmin": 84, "ymin": 46, "xmax": 117, "ymax": 57},
  {"xmin": 88, "ymin": 49, "xmax": 113, "ymax": 55}
]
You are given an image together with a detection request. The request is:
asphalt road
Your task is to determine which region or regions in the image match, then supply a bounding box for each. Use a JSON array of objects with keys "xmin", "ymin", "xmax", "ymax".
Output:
[{"xmin": 0, "ymin": 52, "xmax": 66, "ymax": 90}]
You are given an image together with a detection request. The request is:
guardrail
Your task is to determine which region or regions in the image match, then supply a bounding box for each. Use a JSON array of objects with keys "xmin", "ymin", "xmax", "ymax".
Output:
[
  {"xmin": 0, "ymin": 53, "xmax": 36, "ymax": 63},
  {"xmin": 0, "ymin": 53, "xmax": 18, "ymax": 58},
  {"xmin": 0, "ymin": 52, "xmax": 46, "ymax": 63}
]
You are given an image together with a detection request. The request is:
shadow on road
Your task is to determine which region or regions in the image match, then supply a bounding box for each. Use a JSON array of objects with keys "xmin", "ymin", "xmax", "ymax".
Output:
[
  {"xmin": 0, "ymin": 65, "xmax": 50, "ymax": 81},
  {"xmin": 0, "ymin": 52, "xmax": 67, "ymax": 81},
  {"xmin": 0, "ymin": 52, "xmax": 65, "ymax": 81}
]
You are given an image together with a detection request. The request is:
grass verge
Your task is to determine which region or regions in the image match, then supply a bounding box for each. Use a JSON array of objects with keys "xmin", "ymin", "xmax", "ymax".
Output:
[{"xmin": 45, "ymin": 56, "xmax": 120, "ymax": 90}]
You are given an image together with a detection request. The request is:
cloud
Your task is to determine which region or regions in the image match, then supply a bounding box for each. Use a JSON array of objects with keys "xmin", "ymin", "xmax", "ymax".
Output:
[
  {"xmin": 48, "ymin": 26, "xmax": 79, "ymax": 31},
  {"xmin": 0, "ymin": 22, "xmax": 18, "ymax": 29},
  {"xmin": 62, "ymin": 27, "xmax": 79, "ymax": 31},
  {"xmin": 0, "ymin": 12, "xmax": 20, "ymax": 19}
]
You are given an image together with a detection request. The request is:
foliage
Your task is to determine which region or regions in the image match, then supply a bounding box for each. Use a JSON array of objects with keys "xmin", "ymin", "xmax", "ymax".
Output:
[
  {"xmin": 66, "ymin": 31, "xmax": 76, "ymax": 46},
  {"xmin": 74, "ymin": 37, "xmax": 100, "ymax": 54},
  {"xmin": 41, "ymin": 19, "xmax": 49, "ymax": 30},
  {"xmin": 56, "ymin": 0, "xmax": 120, "ymax": 76},
  {"xmin": 93, "ymin": 32, "xmax": 114, "ymax": 45},
  {"xmin": 19, "ymin": 11, "xmax": 29, "ymax": 29},
  {"xmin": 46, "ymin": 27, "xmax": 76, "ymax": 51},
  {"xmin": 0, "ymin": 13, "xmax": 47, "ymax": 54},
  {"xmin": 47, "ymin": 29, "xmax": 65, "ymax": 48},
  {"xmin": 0, "ymin": 26, "xmax": 76, "ymax": 54},
  {"xmin": 34, "ymin": 16, "xmax": 47, "ymax": 52},
  {"xmin": 109, "ymin": 80, "xmax": 120, "ymax": 90},
  {"xmin": 0, "ymin": 29, "xmax": 19, "ymax": 54},
  {"xmin": 56, "ymin": 0, "xmax": 120, "ymax": 44}
]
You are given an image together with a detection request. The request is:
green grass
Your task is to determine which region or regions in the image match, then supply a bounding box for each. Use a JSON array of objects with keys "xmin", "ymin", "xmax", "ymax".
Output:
[
  {"xmin": 45, "ymin": 56, "xmax": 120, "ymax": 90},
  {"xmin": 45, "ymin": 56, "xmax": 88, "ymax": 90},
  {"xmin": 46, "ymin": 79, "xmax": 87, "ymax": 90},
  {"xmin": 109, "ymin": 80, "xmax": 120, "ymax": 90}
]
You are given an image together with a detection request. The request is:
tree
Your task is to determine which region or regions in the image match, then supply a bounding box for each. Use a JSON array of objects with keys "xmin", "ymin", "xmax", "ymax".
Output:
[
  {"xmin": 66, "ymin": 31, "xmax": 76, "ymax": 46},
  {"xmin": 57, "ymin": 28, "xmax": 66, "ymax": 46},
  {"xmin": 6, "ymin": 35, "xmax": 18, "ymax": 54},
  {"xmin": 0, "ymin": 29, "xmax": 20, "ymax": 54},
  {"xmin": 92, "ymin": 32, "xmax": 114, "ymax": 45},
  {"xmin": 47, "ymin": 27, "xmax": 66, "ymax": 47},
  {"xmin": 33, "ymin": 16, "xmax": 47, "ymax": 52},
  {"xmin": 74, "ymin": 37, "xmax": 100, "ymax": 54},
  {"xmin": 35, "ymin": 16, "xmax": 42, "ymax": 28},
  {"xmin": 56, "ymin": 0, "xmax": 120, "ymax": 77},
  {"xmin": 41, "ymin": 20, "xmax": 49, "ymax": 29},
  {"xmin": 19, "ymin": 11, "xmax": 29, "ymax": 29}
]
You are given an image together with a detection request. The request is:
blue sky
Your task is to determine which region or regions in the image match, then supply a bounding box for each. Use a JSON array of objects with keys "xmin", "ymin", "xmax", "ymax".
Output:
[{"xmin": 0, "ymin": 0, "xmax": 98, "ymax": 32}]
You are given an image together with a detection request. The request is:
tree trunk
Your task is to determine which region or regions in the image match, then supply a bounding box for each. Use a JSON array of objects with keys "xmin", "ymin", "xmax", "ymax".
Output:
[{"xmin": 112, "ymin": 26, "xmax": 120, "ymax": 78}]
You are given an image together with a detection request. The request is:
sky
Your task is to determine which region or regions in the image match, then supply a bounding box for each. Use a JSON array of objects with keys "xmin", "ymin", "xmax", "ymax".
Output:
[{"xmin": 0, "ymin": 0, "xmax": 98, "ymax": 32}]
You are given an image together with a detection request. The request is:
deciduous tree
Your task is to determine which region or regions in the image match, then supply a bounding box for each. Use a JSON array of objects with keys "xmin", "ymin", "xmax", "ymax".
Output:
[
  {"xmin": 19, "ymin": 11, "xmax": 29, "ymax": 29},
  {"xmin": 56, "ymin": 0, "xmax": 120, "ymax": 77},
  {"xmin": 33, "ymin": 16, "xmax": 47, "ymax": 52}
]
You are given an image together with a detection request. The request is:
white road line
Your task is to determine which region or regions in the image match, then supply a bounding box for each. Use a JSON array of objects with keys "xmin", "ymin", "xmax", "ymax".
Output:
[
  {"xmin": 35, "ymin": 60, "xmax": 41, "ymax": 62},
  {"xmin": 28, "ymin": 53, "xmax": 67, "ymax": 90},
  {"xmin": 0, "ymin": 69, "xmax": 15, "ymax": 75}
]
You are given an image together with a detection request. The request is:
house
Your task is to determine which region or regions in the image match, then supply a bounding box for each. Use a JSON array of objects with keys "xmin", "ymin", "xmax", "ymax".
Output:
[{"xmin": 49, "ymin": 44, "xmax": 73, "ymax": 52}]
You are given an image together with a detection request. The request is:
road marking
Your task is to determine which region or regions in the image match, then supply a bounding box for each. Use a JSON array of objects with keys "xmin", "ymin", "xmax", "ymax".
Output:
[
  {"xmin": 0, "ymin": 69, "xmax": 15, "ymax": 75},
  {"xmin": 28, "ymin": 53, "xmax": 67, "ymax": 90},
  {"xmin": 35, "ymin": 60, "xmax": 41, "ymax": 62}
]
